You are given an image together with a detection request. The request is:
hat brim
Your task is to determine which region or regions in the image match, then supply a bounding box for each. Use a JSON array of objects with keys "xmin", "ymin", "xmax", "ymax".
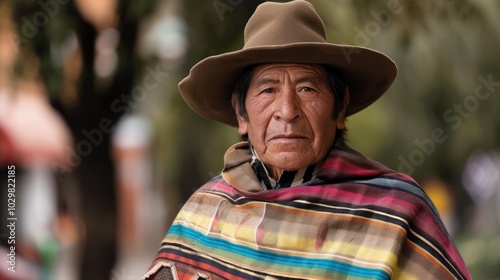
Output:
[{"xmin": 179, "ymin": 43, "xmax": 397, "ymax": 127}]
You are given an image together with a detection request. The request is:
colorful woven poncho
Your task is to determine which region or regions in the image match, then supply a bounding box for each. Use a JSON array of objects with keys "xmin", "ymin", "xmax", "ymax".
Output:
[{"xmin": 143, "ymin": 140, "xmax": 471, "ymax": 280}]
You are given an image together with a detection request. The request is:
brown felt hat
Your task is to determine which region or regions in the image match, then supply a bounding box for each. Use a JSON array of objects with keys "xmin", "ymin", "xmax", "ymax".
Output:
[{"xmin": 179, "ymin": 0, "xmax": 397, "ymax": 127}]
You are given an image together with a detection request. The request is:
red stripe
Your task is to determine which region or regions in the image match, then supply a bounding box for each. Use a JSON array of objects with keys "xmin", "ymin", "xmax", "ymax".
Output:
[{"xmin": 320, "ymin": 155, "xmax": 383, "ymax": 177}]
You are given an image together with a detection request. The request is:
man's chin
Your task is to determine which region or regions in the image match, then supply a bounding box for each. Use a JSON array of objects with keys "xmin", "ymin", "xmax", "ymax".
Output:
[{"xmin": 266, "ymin": 155, "xmax": 315, "ymax": 172}]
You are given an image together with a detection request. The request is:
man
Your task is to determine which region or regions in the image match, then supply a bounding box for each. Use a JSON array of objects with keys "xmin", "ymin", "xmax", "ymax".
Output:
[{"xmin": 143, "ymin": 1, "xmax": 471, "ymax": 279}]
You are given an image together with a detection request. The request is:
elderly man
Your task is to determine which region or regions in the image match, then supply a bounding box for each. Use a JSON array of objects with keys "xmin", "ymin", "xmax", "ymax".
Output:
[{"xmin": 143, "ymin": 1, "xmax": 471, "ymax": 279}]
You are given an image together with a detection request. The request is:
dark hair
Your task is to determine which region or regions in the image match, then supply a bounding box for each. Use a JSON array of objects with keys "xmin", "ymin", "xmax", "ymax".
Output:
[{"xmin": 232, "ymin": 64, "xmax": 348, "ymax": 141}]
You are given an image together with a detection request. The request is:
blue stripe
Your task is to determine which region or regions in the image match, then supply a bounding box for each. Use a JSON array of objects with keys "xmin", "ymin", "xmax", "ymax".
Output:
[
  {"xmin": 347, "ymin": 177, "xmax": 440, "ymax": 217},
  {"xmin": 168, "ymin": 224, "xmax": 391, "ymax": 280}
]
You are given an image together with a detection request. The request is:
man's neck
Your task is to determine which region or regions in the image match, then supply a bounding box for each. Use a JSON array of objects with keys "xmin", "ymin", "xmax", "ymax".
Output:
[{"xmin": 249, "ymin": 144, "xmax": 321, "ymax": 190}]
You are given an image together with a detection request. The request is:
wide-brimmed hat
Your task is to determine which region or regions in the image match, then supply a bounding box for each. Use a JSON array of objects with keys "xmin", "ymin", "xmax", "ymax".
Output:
[{"xmin": 179, "ymin": 0, "xmax": 397, "ymax": 127}]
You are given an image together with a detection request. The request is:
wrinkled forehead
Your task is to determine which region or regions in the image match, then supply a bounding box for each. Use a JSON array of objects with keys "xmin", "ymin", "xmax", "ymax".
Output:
[{"xmin": 251, "ymin": 63, "xmax": 328, "ymax": 81}]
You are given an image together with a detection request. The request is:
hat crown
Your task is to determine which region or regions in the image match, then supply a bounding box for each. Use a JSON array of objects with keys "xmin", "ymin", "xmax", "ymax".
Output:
[
  {"xmin": 244, "ymin": 0, "xmax": 327, "ymax": 48},
  {"xmin": 178, "ymin": 0, "xmax": 397, "ymax": 127}
]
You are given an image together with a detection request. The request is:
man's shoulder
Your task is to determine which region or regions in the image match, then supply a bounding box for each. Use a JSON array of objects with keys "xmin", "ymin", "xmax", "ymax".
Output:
[
  {"xmin": 321, "ymin": 169, "xmax": 440, "ymax": 219},
  {"xmin": 196, "ymin": 174, "xmax": 232, "ymax": 193},
  {"xmin": 321, "ymin": 142, "xmax": 440, "ymax": 213},
  {"xmin": 322, "ymin": 141, "xmax": 419, "ymax": 186}
]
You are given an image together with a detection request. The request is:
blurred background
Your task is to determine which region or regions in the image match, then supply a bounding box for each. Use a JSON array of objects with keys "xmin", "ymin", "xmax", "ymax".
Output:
[{"xmin": 0, "ymin": 0, "xmax": 498, "ymax": 279}]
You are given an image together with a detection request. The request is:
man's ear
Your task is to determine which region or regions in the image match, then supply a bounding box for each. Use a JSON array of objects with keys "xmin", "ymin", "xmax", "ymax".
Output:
[
  {"xmin": 231, "ymin": 94, "xmax": 248, "ymax": 135},
  {"xmin": 336, "ymin": 87, "xmax": 350, "ymax": 129}
]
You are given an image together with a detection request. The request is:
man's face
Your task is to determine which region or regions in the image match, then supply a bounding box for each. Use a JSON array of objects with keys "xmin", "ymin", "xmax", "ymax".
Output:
[{"xmin": 235, "ymin": 63, "xmax": 347, "ymax": 179}]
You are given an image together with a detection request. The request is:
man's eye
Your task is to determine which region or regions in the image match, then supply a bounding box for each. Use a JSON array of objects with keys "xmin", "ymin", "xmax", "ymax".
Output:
[
  {"xmin": 261, "ymin": 88, "xmax": 275, "ymax": 94},
  {"xmin": 299, "ymin": 87, "xmax": 315, "ymax": 92}
]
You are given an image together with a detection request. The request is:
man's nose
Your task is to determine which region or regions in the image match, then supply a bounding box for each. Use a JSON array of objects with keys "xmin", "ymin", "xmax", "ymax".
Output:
[{"xmin": 274, "ymin": 90, "xmax": 302, "ymax": 122}]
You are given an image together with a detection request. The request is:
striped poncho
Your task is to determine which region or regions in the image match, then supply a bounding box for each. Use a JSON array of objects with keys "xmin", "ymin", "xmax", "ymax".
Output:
[{"xmin": 143, "ymin": 141, "xmax": 471, "ymax": 280}]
